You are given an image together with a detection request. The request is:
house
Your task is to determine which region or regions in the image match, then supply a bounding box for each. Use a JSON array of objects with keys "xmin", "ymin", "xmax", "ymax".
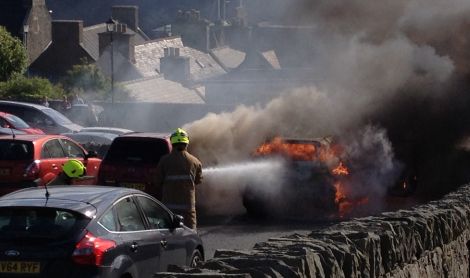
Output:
[{"xmin": 0, "ymin": 0, "xmax": 52, "ymax": 63}]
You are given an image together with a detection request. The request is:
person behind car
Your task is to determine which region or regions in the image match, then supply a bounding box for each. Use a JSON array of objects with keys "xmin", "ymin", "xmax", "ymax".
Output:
[
  {"xmin": 47, "ymin": 159, "xmax": 86, "ymax": 185},
  {"xmin": 153, "ymin": 128, "xmax": 203, "ymax": 230}
]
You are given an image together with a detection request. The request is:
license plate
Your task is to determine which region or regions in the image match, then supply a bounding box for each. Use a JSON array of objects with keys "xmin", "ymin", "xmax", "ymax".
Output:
[
  {"xmin": 0, "ymin": 168, "xmax": 10, "ymax": 176},
  {"xmin": 0, "ymin": 261, "xmax": 40, "ymax": 274},
  {"xmin": 121, "ymin": 183, "xmax": 145, "ymax": 191}
]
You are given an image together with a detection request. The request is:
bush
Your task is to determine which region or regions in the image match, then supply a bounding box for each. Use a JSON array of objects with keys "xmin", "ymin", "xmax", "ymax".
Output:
[{"xmin": 0, "ymin": 76, "xmax": 64, "ymax": 102}]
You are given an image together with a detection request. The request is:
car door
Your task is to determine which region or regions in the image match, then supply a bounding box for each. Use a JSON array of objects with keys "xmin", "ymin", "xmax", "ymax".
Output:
[
  {"xmin": 135, "ymin": 195, "xmax": 187, "ymax": 271},
  {"xmin": 114, "ymin": 196, "xmax": 162, "ymax": 277},
  {"xmin": 40, "ymin": 139, "xmax": 67, "ymax": 177},
  {"xmin": 59, "ymin": 138, "xmax": 101, "ymax": 178}
]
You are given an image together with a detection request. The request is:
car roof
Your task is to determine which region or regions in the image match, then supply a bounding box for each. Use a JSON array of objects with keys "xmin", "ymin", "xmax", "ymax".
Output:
[
  {"xmin": 0, "ymin": 186, "xmax": 144, "ymax": 216},
  {"xmin": 0, "ymin": 127, "xmax": 27, "ymax": 135},
  {"xmin": 62, "ymin": 132, "xmax": 118, "ymax": 143},
  {"xmin": 80, "ymin": 127, "xmax": 134, "ymax": 134},
  {"xmin": 119, "ymin": 132, "xmax": 169, "ymax": 138},
  {"xmin": 0, "ymin": 100, "xmax": 47, "ymax": 110},
  {"xmin": 0, "ymin": 134, "xmax": 68, "ymax": 142}
]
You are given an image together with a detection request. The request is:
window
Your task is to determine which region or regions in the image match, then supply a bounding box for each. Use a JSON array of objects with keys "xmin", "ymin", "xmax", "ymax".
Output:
[
  {"xmin": 0, "ymin": 141, "xmax": 33, "ymax": 160},
  {"xmin": 0, "ymin": 207, "xmax": 89, "ymax": 240},
  {"xmin": 99, "ymin": 209, "xmax": 117, "ymax": 231},
  {"xmin": 41, "ymin": 139, "xmax": 65, "ymax": 159},
  {"xmin": 115, "ymin": 197, "xmax": 145, "ymax": 232},
  {"xmin": 60, "ymin": 139, "xmax": 85, "ymax": 158},
  {"xmin": 0, "ymin": 117, "xmax": 9, "ymax": 128},
  {"xmin": 106, "ymin": 138, "xmax": 169, "ymax": 164},
  {"xmin": 136, "ymin": 196, "xmax": 172, "ymax": 229}
]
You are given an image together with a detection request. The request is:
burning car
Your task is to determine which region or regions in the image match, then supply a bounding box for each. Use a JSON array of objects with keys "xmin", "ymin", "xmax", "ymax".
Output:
[{"xmin": 242, "ymin": 137, "xmax": 354, "ymax": 219}]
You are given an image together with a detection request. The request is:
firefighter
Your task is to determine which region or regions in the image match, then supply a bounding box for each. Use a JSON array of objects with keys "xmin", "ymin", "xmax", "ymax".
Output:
[
  {"xmin": 47, "ymin": 159, "xmax": 86, "ymax": 185},
  {"xmin": 154, "ymin": 128, "xmax": 203, "ymax": 230}
]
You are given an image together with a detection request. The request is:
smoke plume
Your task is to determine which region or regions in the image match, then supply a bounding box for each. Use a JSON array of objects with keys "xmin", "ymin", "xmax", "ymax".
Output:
[{"xmin": 188, "ymin": 0, "xmax": 470, "ymax": 216}]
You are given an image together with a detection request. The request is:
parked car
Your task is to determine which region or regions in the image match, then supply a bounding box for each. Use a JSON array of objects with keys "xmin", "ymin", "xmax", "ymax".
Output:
[
  {"xmin": 0, "ymin": 134, "xmax": 101, "ymax": 196},
  {"xmin": 79, "ymin": 127, "xmax": 134, "ymax": 135},
  {"xmin": 97, "ymin": 133, "xmax": 171, "ymax": 195},
  {"xmin": 0, "ymin": 186, "xmax": 204, "ymax": 277},
  {"xmin": 0, "ymin": 127, "xmax": 26, "ymax": 136},
  {"xmin": 0, "ymin": 112, "xmax": 45, "ymax": 134},
  {"xmin": 62, "ymin": 104, "xmax": 102, "ymax": 127},
  {"xmin": 61, "ymin": 131, "xmax": 118, "ymax": 158},
  {"xmin": 0, "ymin": 101, "xmax": 82, "ymax": 134}
]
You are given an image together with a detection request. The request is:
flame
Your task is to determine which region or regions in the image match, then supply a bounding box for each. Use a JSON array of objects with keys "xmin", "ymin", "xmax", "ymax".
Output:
[
  {"xmin": 332, "ymin": 162, "xmax": 349, "ymax": 176},
  {"xmin": 254, "ymin": 137, "xmax": 317, "ymax": 160},
  {"xmin": 255, "ymin": 137, "xmax": 369, "ymax": 219}
]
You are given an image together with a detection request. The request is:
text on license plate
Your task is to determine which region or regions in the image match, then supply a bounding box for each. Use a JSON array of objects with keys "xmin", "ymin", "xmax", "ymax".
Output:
[
  {"xmin": 0, "ymin": 261, "xmax": 40, "ymax": 273},
  {"xmin": 0, "ymin": 168, "xmax": 10, "ymax": 176},
  {"xmin": 121, "ymin": 183, "xmax": 146, "ymax": 191}
]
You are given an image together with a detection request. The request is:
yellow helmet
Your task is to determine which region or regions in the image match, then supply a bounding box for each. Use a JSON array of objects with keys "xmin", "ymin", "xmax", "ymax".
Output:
[
  {"xmin": 62, "ymin": 159, "xmax": 85, "ymax": 178},
  {"xmin": 170, "ymin": 128, "xmax": 189, "ymax": 145}
]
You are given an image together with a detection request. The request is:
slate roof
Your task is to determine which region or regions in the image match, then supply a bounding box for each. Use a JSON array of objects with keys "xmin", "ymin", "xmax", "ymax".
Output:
[
  {"xmin": 134, "ymin": 36, "xmax": 226, "ymax": 81},
  {"xmin": 210, "ymin": 46, "xmax": 246, "ymax": 70},
  {"xmin": 83, "ymin": 23, "xmax": 148, "ymax": 60},
  {"xmin": 122, "ymin": 76, "xmax": 205, "ymax": 104}
]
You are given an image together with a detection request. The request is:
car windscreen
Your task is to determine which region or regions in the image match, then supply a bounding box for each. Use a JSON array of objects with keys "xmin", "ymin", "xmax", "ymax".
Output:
[
  {"xmin": 105, "ymin": 138, "xmax": 169, "ymax": 164},
  {"xmin": 0, "ymin": 141, "xmax": 33, "ymax": 160},
  {"xmin": 0, "ymin": 207, "xmax": 90, "ymax": 241},
  {"xmin": 4, "ymin": 114, "xmax": 30, "ymax": 129},
  {"xmin": 42, "ymin": 108, "xmax": 73, "ymax": 124}
]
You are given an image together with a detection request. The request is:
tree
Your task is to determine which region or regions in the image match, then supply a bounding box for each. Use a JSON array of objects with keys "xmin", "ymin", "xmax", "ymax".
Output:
[
  {"xmin": 0, "ymin": 76, "xmax": 64, "ymax": 102},
  {"xmin": 61, "ymin": 58, "xmax": 110, "ymax": 100},
  {"xmin": 0, "ymin": 26, "xmax": 28, "ymax": 81}
]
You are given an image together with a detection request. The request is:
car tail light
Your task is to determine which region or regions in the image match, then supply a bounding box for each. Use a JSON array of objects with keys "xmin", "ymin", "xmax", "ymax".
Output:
[
  {"xmin": 72, "ymin": 231, "xmax": 116, "ymax": 266},
  {"xmin": 24, "ymin": 160, "xmax": 40, "ymax": 180}
]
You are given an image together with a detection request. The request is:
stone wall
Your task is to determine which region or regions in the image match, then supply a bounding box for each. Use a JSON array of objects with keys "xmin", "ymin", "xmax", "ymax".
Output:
[{"xmin": 155, "ymin": 184, "xmax": 470, "ymax": 277}]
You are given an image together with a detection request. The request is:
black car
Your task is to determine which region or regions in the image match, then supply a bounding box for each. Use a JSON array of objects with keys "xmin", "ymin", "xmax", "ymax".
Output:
[{"xmin": 0, "ymin": 186, "xmax": 204, "ymax": 277}]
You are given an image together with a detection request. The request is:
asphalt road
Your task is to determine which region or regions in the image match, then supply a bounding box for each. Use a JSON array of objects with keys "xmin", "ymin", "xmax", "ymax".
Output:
[{"xmin": 197, "ymin": 215, "xmax": 337, "ymax": 259}]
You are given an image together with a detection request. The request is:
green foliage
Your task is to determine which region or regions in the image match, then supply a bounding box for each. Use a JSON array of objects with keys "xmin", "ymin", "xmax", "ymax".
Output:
[
  {"xmin": 0, "ymin": 26, "xmax": 28, "ymax": 82},
  {"xmin": 61, "ymin": 58, "xmax": 111, "ymax": 100},
  {"xmin": 0, "ymin": 76, "xmax": 64, "ymax": 102}
]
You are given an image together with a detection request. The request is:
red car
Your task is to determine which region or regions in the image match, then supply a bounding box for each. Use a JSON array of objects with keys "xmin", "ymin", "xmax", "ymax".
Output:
[
  {"xmin": 0, "ymin": 111, "xmax": 44, "ymax": 134},
  {"xmin": 0, "ymin": 134, "xmax": 101, "ymax": 196},
  {"xmin": 97, "ymin": 133, "xmax": 171, "ymax": 196}
]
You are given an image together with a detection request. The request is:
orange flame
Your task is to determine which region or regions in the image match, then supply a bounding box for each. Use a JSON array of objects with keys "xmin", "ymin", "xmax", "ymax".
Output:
[
  {"xmin": 254, "ymin": 137, "xmax": 317, "ymax": 160},
  {"xmin": 332, "ymin": 162, "xmax": 349, "ymax": 176}
]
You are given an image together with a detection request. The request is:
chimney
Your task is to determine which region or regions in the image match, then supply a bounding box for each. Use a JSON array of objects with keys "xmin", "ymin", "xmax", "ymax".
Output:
[
  {"xmin": 52, "ymin": 20, "xmax": 83, "ymax": 47},
  {"xmin": 98, "ymin": 22, "xmax": 136, "ymax": 63},
  {"xmin": 112, "ymin": 6, "xmax": 139, "ymax": 32},
  {"xmin": 160, "ymin": 47, "xmax": 190, "ymax": 83}
]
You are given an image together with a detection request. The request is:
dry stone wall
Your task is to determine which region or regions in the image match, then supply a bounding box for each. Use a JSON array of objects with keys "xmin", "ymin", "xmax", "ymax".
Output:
[{"xmin": 155, "ymin": 184, "xmax": 470, "ymax": 277}]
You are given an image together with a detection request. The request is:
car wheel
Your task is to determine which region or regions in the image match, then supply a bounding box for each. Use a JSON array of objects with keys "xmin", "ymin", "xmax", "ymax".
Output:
[{"xmin": 190, "ymin": 249, "xmax": 203, "ymax": 267}]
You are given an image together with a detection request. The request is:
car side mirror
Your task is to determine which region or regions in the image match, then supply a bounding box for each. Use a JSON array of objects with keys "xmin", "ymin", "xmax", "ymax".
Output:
[{"xmin": 172, "ymin": 214, "xmax": 184, "ymax": 228}]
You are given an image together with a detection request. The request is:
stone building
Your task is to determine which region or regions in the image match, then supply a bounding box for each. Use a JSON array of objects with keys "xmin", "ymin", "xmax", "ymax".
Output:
[{"xmin": 0, "ymin": 0, "xmax": 52, "ymax": 63}]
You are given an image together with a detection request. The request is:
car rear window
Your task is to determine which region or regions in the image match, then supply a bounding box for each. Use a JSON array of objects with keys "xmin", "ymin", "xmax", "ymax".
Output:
[
  {"xmin": 4, "ymin": 114, "xmax": 30, "ymax": 129},
  {"xmin": 0, "ymin": 207, "xmax": 90, "ymax": 241},
  {"xmin": 105, "ymin": 138, "xmax": 169, "ymax": 164},
  {"xmin": 0, "ymin": 141, "xmax": 33, "ymax": 160}
]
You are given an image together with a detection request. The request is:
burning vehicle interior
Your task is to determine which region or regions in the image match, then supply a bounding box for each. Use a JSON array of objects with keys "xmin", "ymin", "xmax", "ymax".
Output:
[{"xmin": 241, "ymin": 136, "xmax": 414, "ymax": 220}]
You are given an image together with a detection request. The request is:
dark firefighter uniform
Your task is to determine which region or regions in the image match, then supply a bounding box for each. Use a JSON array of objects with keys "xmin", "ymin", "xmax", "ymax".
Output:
[{"xmin": 154, "ymin": 128, "xmax": 202, "ymax": 230}]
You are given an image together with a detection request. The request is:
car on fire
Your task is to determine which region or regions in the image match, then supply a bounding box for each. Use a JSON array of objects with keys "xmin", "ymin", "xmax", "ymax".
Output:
[
  {"xmin": 0, "ymin": 186, "xmax": 204, "ymax": 277},
  {"xmin": 0, "ymin": 134, "xmax": 101, "ymax": 196},
  {"xmin": 242, "ymin": 137, "xmax": 341, "ymax": 219},
  {"xmin": 97, "ymin": 133, "xmax": 171, "ymax": 195}
]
